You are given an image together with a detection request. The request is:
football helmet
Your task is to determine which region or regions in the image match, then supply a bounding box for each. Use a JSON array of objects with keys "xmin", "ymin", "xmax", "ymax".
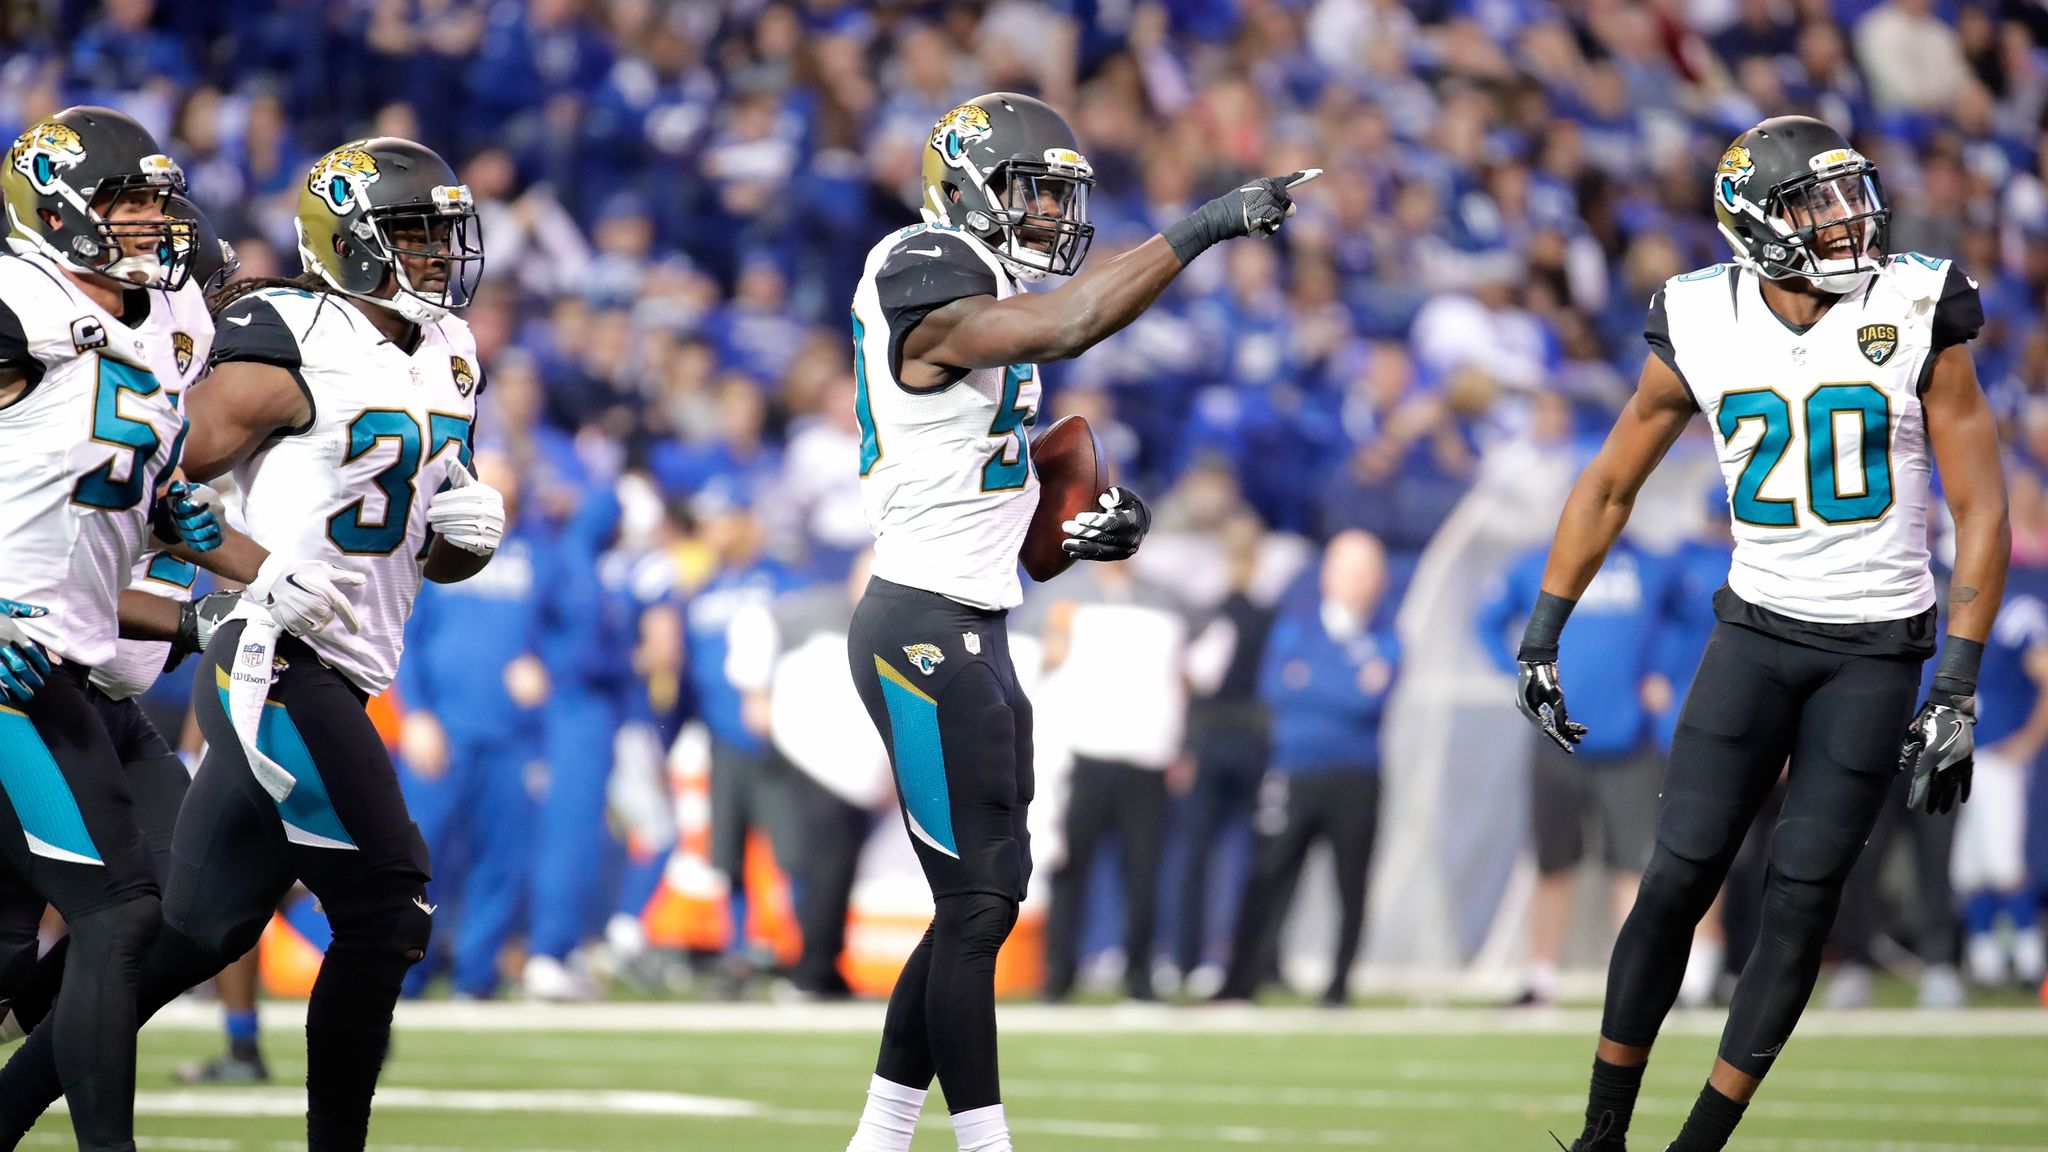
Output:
[
  {"xmin": 1, "ymin": 105, "xmax": 185, "ymax": 287},
  {"xmin": 1714, "ymin": 115, "xmax": 1888, "ymax": 295},
  {"xmin": 295, "ymin": 137, "xmax": 483, "ymax": 323},
  {"xmin": 166, "ymin": 194, "xmax": 238, "ymax": 296},
  {"xmin": 920, "ymin": 92, "xmax": 1094, "ymax": 281}
]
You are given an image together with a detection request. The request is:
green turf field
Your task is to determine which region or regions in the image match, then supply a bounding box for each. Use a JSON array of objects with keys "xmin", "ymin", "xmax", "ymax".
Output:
[{"xmin": 27, "ymin": 1004, "xmax": 2048, "ymax": 1151}]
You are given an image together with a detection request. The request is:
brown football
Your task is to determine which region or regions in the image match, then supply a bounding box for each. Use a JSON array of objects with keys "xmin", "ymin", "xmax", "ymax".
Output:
[{"xmin": 1022, "ymin": 414, "xmax": 1109, "ymax": 582}]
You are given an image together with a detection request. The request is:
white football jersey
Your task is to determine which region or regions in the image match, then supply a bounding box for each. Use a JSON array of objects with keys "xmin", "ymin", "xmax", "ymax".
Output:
[
  {"xmin": 1653, "ymin": 254, "xmax": 1980, "ymax": 625},
  {"xmin": 852, "ymin": 224, "xmax": 1040, "ymax": 610},
  {"xmin": 89, "ymin": 551, "xmax": 197, "ymax": 700},
  {"xmin": 212, "ymin": 287, "xmax": 481, "ymax": 693},
  {"xmin": 0, "ymin": 251, "xmax": 213, "ymax": 668}
]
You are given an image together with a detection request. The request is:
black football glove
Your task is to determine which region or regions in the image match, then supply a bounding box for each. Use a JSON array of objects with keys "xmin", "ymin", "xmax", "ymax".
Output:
[
  {"xmin": 1515, "ymin": 660, "xmax": 1587, "ymax": 753},
  {"xmin": 1900, "ymin": 688, "xmax": 1975, "ymax": 815},
  {"xmin": 166, "ymin": 589, "xmax": 243, "ymax": 673},
  {"xmin": 1163, "ymin": 169, "xmax": 1321, "ymax": 263},
  {"xmin": 1062, "ymin": 487, "xmax": 1151, "ymax": 562}
]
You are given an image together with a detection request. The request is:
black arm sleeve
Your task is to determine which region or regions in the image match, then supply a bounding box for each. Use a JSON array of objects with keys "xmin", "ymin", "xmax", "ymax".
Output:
[
  {"xmin": 210, "ymin": 294, "xmax": 315, "ymax": 435},
  {"xmin": 0, "ymin": 296, "xmax": 44, "ymax": 389},
  {"xmin": 1931, "ymin": 262, "xmax": 1984, "ymax": 354},
  {"xmin": 1644, "ymin": 288, "xmax": 1697, "ymax": 410},
  {"xmin": 874, "ymin": 232, "xmax": 1001, "ymax": 384}
]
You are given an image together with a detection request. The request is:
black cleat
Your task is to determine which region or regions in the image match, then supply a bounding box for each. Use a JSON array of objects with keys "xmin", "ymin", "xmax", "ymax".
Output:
[
  {"xmin": 175, "ymin": 1049, "xmax": 270, "ymax": 1085},
  {"xmin": 1551, "ymin": 1109, "xmax": 1624, "ymax": 1152}
]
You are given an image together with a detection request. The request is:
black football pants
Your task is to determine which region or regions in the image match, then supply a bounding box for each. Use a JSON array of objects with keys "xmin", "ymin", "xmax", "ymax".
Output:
[{"xmin": 1601, "ymin": 621, "xmax": 1921, "ymax": 1076}]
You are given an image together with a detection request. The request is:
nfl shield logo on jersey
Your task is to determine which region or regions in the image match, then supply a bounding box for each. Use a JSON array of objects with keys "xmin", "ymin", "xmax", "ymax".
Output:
[
  {"xmin": 1858, "ymin": 323, "xmax": 1899, "ymax": 365},
  {"xmin": 903, "ymin": 643, "xmax": 945, "ymax": 676},
  {"xmin": 450, "ymin": 355, "xmax": 476, "ymax": 398},
  {"xmin": 172, "ymin": 331, "xmax": 193, "ymax": 375},
  {"xmin": 963, "ymin": 632, "xmax": 980, "ymax": 655}
]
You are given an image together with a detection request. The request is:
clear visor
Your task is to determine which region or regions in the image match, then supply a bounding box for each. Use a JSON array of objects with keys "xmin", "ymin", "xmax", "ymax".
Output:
[
  {"xmin": 90, "ymin": 179, "xmax": 184, "ymax": 287},
  {"xmin": 374, "ymin": 209, "xmax": 485, "ymax": 309},
  {"xmin": 1775, "ymin": 172, "xmax": 1884, "ymax": 263},
  {"xmin": 997, "ymin": 168, "xmax": 1093, "ymax": 275}
]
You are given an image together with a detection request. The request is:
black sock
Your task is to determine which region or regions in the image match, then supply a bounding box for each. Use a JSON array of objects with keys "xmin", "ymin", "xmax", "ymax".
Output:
[
  {"xmin": 1580, "ymin": 1057, "xmax": 1646, "ymax": 1147},
  {"xmin": 1668, "ymin": 1083, "xmax": 1748, "ymax": 1152}
]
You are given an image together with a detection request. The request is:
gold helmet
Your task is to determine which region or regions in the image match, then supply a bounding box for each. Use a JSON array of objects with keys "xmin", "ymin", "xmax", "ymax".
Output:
[
  {"xmin": 295, "ymin": 137, "xmax": 482, "ymax": 323},
  {"xmin": 920, "ymin": 92, "xmax": 1094, "ymax": 280},
  {"xmin": 2, "ymin": 105, "xmax": 187, "ymax": 287}
]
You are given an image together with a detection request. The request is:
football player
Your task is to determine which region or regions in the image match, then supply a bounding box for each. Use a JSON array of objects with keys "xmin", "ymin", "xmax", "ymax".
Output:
[
  {"xmin": 844, "ymin": 92, "xmax": 1312, "ymax": 1152},
  {"xmin": 1518, "ymin": 117, "xmax": 2007, "ymax": 1152},
  {"xmin": 0, "ymin": 137, "xmax": 501, "ymax": 1152},
  {"xmin": 0, "ymin": 194, "xmax": 246, "ymax": 1047},
  {"xmin": 0, "ymin": 107, "xmax": 359, "ymax": 1152}
]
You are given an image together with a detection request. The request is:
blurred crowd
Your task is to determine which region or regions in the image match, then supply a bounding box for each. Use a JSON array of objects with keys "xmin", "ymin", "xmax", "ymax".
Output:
[{"xmin": 6, "ymin": 0, "xmax": 2048, "ymax": 1002}]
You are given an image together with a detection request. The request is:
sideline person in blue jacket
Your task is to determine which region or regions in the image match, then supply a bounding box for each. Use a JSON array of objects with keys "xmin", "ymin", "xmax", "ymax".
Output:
[
  {"xmin": 398, "ymin": 454, "xmax": 555, "ymax": 998},
  {"xmin": 1215, "ymin": 530, "xmax": 1398, "ymax": 1006},
  {"xmin": 1480, "ymin": 534, "xmax": 1677, "ymax": 1005}
]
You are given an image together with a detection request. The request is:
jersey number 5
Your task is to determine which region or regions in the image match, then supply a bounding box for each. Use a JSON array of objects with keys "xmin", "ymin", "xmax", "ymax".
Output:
[
  {"xmin": 1717, "ymin": 382, "xmax": 1893, "ymax": 527},
  {"xmin": 981, "ymin": 363, "xmax": 1038, "ymax": 492},
  {"xmin": 72, "ymin": 360, "xmax": 163, "ymax": 511}
]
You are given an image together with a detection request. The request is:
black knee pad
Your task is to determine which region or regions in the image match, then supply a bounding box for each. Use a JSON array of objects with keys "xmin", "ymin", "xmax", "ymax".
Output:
[
  {"xmin": 68, "ymin": 894, "xmax": 161, "ymax": 960},
  {"xmin": 934, "ymin": 892, "xmax": 1018, "ymax": 965},
  {"xmin": 1770, "ymin": 815, "xmax": 1866, "ymax": 890},
  {"xmin": 321, "ymin": 877, "xmax": 434, "ymax": 992},
  {"xmin": 1635, "ymin": 845, "xmax": 1720, "ymax": 923}
]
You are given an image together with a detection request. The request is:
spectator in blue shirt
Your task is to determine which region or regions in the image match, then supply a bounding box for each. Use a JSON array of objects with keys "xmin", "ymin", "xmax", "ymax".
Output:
[
  {"xmin": 1953, "ymin": 561, "xmax": 2048, "ymax": 990},
  {"xmin": 397, "ymin": 454, "xmax": 555, "ymax": 999},
  {"xmin": 1479, "ymin": 534, "xmax": 1676, "ymax": 1006},
  {"xmin": 1216, "ymin": 531, "xmax": 1398, "ymax": 1007},
  {"xmin": 683, "ymin": 483, "xmax": 803, "ymax": 991}
]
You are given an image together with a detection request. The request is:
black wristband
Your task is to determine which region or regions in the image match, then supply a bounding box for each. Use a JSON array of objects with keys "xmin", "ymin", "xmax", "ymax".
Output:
[
  {"xmin": 1932, "ymin": 636, "xmax": 1984, "ymax": 698},
  {"xmin": 173, "ymin": 599, "xmax": 201, "ymax": 657},
  {"xmin": 1163, "ymin": 203, "xmax": 1229, "ymax": 266},
  {"xmin": 1516, "ymin": 591, "xmax": 1576, "ymax": 664}
]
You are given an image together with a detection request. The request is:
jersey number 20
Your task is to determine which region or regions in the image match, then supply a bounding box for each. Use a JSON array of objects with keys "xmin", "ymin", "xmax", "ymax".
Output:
[{"xmin": 1717, "ymin": 382, "xmax": 1892, "ymax": 527}]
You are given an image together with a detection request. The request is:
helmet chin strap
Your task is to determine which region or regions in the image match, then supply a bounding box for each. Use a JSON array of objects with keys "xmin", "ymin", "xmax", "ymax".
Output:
[{"xmin": 100, "ymin": 251, "xmax": 164, "ymax": 286}]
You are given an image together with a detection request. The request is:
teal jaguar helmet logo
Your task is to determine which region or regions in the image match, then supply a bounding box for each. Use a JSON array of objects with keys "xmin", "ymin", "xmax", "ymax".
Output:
[
  {"xmin": 903, "ymin": 643, "xmax": 946, "ymax": 676},
  {"xmin": 8, "ymin": 120, "xmax": 86, "ymax": 194},
  {"xmin": 307, "ymin": 145, "xmax": 381, "ymax": 215},
  {"xmin": 930, "ymin": 103, "xmax": 993, "ymax": 167}
]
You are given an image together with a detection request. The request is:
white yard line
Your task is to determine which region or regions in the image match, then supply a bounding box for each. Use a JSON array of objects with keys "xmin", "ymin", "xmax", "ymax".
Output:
[{"xmin": 143, "ymin": 999, "xmax": 2048, "ymax": 1037}]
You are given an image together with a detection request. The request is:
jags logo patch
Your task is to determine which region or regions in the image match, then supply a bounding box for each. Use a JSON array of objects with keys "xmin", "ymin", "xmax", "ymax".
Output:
[
  {"xmin": 1715, "ymin": 143, "xmax": 1755, "ymax": 209},
  {"xmin": 308, "ymin": 143, "xmax": 381, "ymax": 215},
  {"xmin": 172, "ymin": 331, "xmax": 194, "ymax": 376},
  {"xmin": 8, "ymin": 120, "xmax": 86, "ymax": 193},
  {"xmin": 450, "ymin": 355, "xmax": 476, "ymax": 398},
  {"xmin": 930, "ymin": 103, "xmax": 993, "ymax": 167},
  {"xmin": 1857, "ymin": 323, "xmax": 1899, "ymax": 365},
  {"xmin": 903, "ymin": 643, "xmax": 946, "ymax": 676}
]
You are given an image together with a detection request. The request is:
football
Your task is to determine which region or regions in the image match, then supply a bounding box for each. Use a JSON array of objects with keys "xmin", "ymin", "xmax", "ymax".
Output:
[{"xmin": 1021, "ymin": 414, "xmax": 1108, "ymax": 582}]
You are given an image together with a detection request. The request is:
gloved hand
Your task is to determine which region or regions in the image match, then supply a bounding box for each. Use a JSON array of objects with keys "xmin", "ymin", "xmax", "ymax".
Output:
[
  {"xmin": 248, "ymin": 553, "xmax": 363, "ymax": 637},
  {"xmin": 166, "ymin": 589, "xmax": 243, "ymax": 671},
  {"xmin": 165, "ymin": 480, "xmax": 225, "ymax": 552},
  {"xmin": 0, "ymin": 599, "xmax": 52, "ymax": 704},
  {"xmin": 426, "ymin": 461, "xmax": 505, "ymax": 556},
  {"xmin": 1062, "ymin": 486, "xmax": 1151, "ymax": 562},
  {"xmin": 1515, "ymin": 659, "xmax": 1587, "ymax": 753},
  {"xmin": 1900, "ymin": 688, "xmax": 1975, "ymax": 814},
  {"xmin": 1162, "ymin": 168, "xmax": 1321, "ymax": 264}
]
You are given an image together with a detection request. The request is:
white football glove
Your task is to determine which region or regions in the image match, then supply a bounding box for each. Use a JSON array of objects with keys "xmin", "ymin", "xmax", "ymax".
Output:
[
  {"xmin": 427, "ymin": 461, "xmax": 505, "ymax": 556},
  {"xmin": 248, "ymin": 553, "xmax": 364, "ymax": 637}
]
